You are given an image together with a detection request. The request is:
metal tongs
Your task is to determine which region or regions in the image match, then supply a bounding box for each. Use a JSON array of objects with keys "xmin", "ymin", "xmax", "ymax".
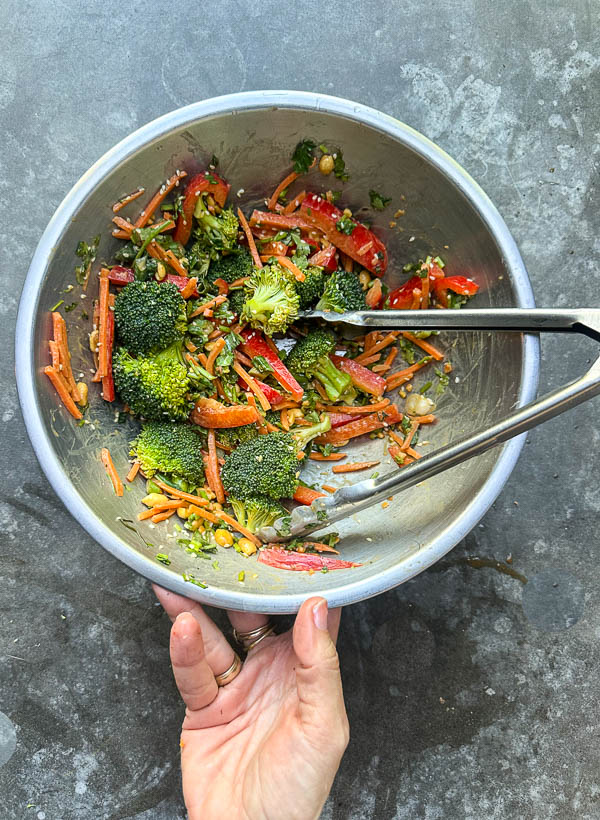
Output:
[{"xmin": 258, "ymin": 308, "xmax": 600, "ymax": 543}]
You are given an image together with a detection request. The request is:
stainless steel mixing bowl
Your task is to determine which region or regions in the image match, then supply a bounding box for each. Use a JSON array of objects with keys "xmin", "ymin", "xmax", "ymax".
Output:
[{"xmin": 16, "ymin": 91, "xmax": 539, "ymax": 613}]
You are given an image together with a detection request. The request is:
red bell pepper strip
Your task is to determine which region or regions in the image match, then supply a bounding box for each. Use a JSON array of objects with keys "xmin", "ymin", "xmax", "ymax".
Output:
[
  {"xmin": 308, "ymin": 244, "xmax": 338, "ymax": 271},
  {"xmin": 330, "ymin": 354, "xmax": 387, "ymax": 397},
  {"xmin": 299, "ymin": 194, "xmax": 388, "ymax": 276},
  {"xmin": 249, "ymin": 210, "xmax": 314, "ymax": 232},
  {"xmin": 101, "ymin": 311, "xmax": 115, "ymax": 402},
  {"xmin": 386, "ymin": 276, "xmax": 423, "ymax": 309},
  {"xmin": 315, "ymin": 405, "xmax": 403, "ymax": 445},
  {"xmin": 434, "ymin": 275, "xmax": 479, "ymax": 296},
  {"xmin": 328, "ymin": 411, "xmax": 357, "ymax": 428},
  {"xmin": 191, "ymin": 398, "xmax": 260, "ymax": 429},
  {"xmin": 107, "ymin": 267, "xmax": 198, "ymax": 298},
  {"xmin": 258, "ymin": 548, "xmax": 361, "ymax": 571},
  {"xmin": 173, "ymin": 171, "xmax": 231, "ymax": 246},
  {"xmin": 293, "ymin": 486, "xmax": 327, "ymax": 505},
  {"xmin": 236, "ymin": 377, "xmax": 283, "ymax": 405},
  {"xmin": 240, "ymin": 329, "xmax": 304, "ymax": 402}
]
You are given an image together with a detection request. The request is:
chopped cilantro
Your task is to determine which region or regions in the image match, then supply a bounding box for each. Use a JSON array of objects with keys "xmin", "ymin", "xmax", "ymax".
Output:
[
  {"xmin": 64, "ymin": 302, "xmax": 78, "ymax": 312},
  {"xmin": 75, "ymin": 235, "xmax": 100, "ymax": 285},
  {"xmin": 369, "ymin": 190, "xmax": 391, "ymax": 211},
  {"xmin": 434, "ymin": 368, "xmax": 450, "ymax": 396},
  {"xmin": 333, "ymin": 150, "xmax": 349, "ymax": 181},
  {"xmin": 156, "ymin": 553, "xmax": 171, "ymax": 565},
  {"xmin": 291, "ymin": 140, "xmax": 316, "ymax": 174},
  {"xmin": 336, "ymin": 215, "xmax": 355, "ymax": 235}
]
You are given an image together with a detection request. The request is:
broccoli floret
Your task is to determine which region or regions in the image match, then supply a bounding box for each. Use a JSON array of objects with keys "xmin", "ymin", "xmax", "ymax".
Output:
[
  {"xmin": 113, "ymin": 343, "xmax": 190, "ymax": 421},
  {"xmin": 221, "ymin": 419, "xmax": 330, "ymax": 501},
  {"xmin": 228, "ymin": 287, "xmax": 248, "ymax": 317},
  {"xmin": 229, "ymin": 494, "xmax": 289, "ymax": 535},
  {"xmin": 130, "ymin": 422, "xmax": 205, "ymax": 488},
  {"xmin": 242, "ymin": 263, "xmax": 300, "ymax": 336},
  {"xmin": 216, "ymin": 424, "xmax": 260, "ymax": 448},
  {"xmin": 285, "ymin": 329, "xmax": 351, "ymax": 402},
  {"xmin": 294, "ymin": 265, "xmax": 327, "ymax": 310},
  {"xmin": 193, "ymin": 197, "xmax": 239, "ymax": 257},
  {"xmin": 209, "ymin": 248, "xmax": 253, "ymax": 284},
  {"xmin": 114, "ymin": 281, "xmax": 187, "ymax": 356},
  {"xmin": 316, "ymin": 269, "xmax": 367, "ymax": 313}
]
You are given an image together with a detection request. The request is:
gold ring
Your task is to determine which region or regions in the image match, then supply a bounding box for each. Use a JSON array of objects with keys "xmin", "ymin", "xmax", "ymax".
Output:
[
  {"xmin": 233, "ymin": 623, "xmax": 276, "ymax": 651},
  {"xmin": 214, "ymin": 652, "xmax": 242, "ymax": 687}
]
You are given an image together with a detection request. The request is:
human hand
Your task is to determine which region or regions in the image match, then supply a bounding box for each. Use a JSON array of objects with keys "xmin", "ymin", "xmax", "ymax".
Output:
[{"xmin": 153, "ymin": 586, "xmax": 349, "ymax": 820}]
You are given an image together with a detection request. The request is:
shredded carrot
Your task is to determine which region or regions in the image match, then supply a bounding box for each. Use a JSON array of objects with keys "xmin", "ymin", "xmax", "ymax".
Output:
[
  {"xmin": 151, "ymin": 479, "xmax": 210, "ymax": 507},
  {"xmin": 412, "ymin": 414, "xmax": 437, "ymax": 424},
  {"xmin": 267, "ymin": 170, "xmax": 299, "ymax": 211},
  {"xmin": 112, "ymin": 215, "xmax": 134, "ymax": 235},
  {"xmin": 180, "ymin": 277, "xmax": 198, "ymax": 300},
  {"xmin": 410, "ymin": 289, "xmax": 421, "ymax": 310},
  {"xmin": 234, "ymin": 349, "xmax": 253, "ymax": 367},
  {"xmin": 354, "ymin": 353, "xmax": 380, "ymax": 366},
  {"xmin": 189, "ymin": 294, "xmax": 227, "ymax": 319},
  {"xmin": 303, "ymin": 541, "xmax": 340, "ymax": 554},
  {"xmin": 197, "ymin": 352, "xmax": 209, "ymax": 369},
  {"xmin": 184, "ymin": 339, "xmax": 198, "ymax": 353},
  {"xmin": 273, "ymin": 255, "xmax": 305, "ymax": 282},
  {"xmin": 48, "ymin": 339, "xmax": 60, "ymax": 370},
  {"xmin": 52, "ymin": 312, "xmax": 79, "ymax": 398},
  {"xmin": 238, "ymin": 207, "xmax": 262, "ymax": 268},
  {"xmin": 372, "ymin": 364, "xmax": 390, "ymax": 373},
  {"xmin": 364, "ymin": 330, "xmax": 380, "ymax": 352},
  {"xmin": 282, "ymin": 190, "xmax": 306, "ymax": 214},
  {"xmin": 405, "ymin": 446, "xmax": 422, "ymax": 459},
  {"xmin": 101, "ymin": 448, "xmax": 123, "ymax": 496},
  {"xmin": 322, "ymin": 485, "xmax": 337, "ymax": 493},
  {"xmin": 232, "ymin": 361, "xmax": 271, "ymax": 411},
  {"xmin": 163, "ymin": 248, "xmax": 188, "ymax": 278},
  {"xmin": 97, "ymin": 269, "xmax": 110, "ymax": 379},
  {"xmin": 332, "ymin": 460, "xmax": 381, "ymax": 474},
  {"xmin": 341, "ymin": 253, "xmax": 353, "ymax": 273},
  {"xmin": 215, "ymin": 510, "xmax": 261, "ymax": 546},
  {"xmin": 316, "ymin": 399, "xmax": 390, "ymax": 415},
  {"xmin": 355, "ymin": 333, "xmax": 398, "ymax": 363},
  {"xmin": 280, "ymin": 409, "xmax": 290, "ymax": 431},
  {"xmin": 309, "ymin": 452, "xmax": 347, "ymax": 461},
  {"xmin": 229, "ymin": 276, "xmax": 250, "ymax": 289},
  {"xmin": 421, "ymin": 272, "xmax": 430, "ymax": 309},
  {"xmin": 383, "ymin": 347, "xmax": 398, "ymax": 368},
  {"xmin": 389, "ymin": 430, "xmax": 405, "ymax": 448},
  {"xmin": 206, "ymin": 337, "xmax": 226, "ymax": 375},
  {"xmin": 126, "ymin": 462, "xmax": 140, "ymax": 482},
  {"xmin": 113, "ymin": 187, "xmax": 145, "ymax": 213},
  {"xmin": 190, "ymin": 507, "xmax": 220, "ymax": 525},
  {"xmin": 401, "ymin": 332, "xmax": 444, "ymax": 361},
  {"xmin": 135, "ymin": 170, "xmax": 187, "ymax": 228},
  {"xmin": 151, "ymin": 509, "xmax": 176, "ymax": 523},
  {"xmin": 385, "ymin": 359, "xmax": 431, "ymax": 388},
  {"xmin": 206, "ymin": 430, "xmax": 225, "ymax": 504},
  {"xmin": 401, "ymin": 421, "xmax": 420, "ymax": 451},
  {"xmin": 44, "ymin": 366, "xmax": 82, "ymax": 419},
  {"xmin": 272, "ymin": 400, "xmax": 301, "ymax": 411},
  {"xmin": 137, "ymin": 500, "xmax": 182, "ymax": 520},
  {"xmin": 314, "ymin": 381, "xmax": 330, "ymax": 401},
  {"xmin": 266, "ymin": 422, "xmax": 280, "ymax": 433}
]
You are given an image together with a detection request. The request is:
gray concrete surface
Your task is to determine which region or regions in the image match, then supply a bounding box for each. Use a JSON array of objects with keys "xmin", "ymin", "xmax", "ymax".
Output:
[{"xmin": 1, "ymin": 2, "xmax": 599, "ymax": 818}]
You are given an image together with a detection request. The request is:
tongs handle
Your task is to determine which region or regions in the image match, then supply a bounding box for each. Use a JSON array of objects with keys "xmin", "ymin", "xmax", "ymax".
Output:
[
  {"xmin": 266, "ymin": 355, "xmax": 600, "ymax": 541},
  {"xmin": 302, "ymin": 308, "xmax": 600, "ymax": 341}
]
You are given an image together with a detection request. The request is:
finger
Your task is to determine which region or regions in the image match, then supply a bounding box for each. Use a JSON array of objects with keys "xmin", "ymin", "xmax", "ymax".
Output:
[
  {"xmin": 293, "ymin": 597, "xmax": 349, "ymax": 756},
  {"xmin": 153, "ymin": 585, "xmax": 235, "ymax": 677},
  {"xmin": 170, "ymin": 612, "xmax": 218, "ymax": 711},
  {"xmin": 327, "ymin": 607, "xmax": 342, "ymax": 644},
  {"xmin": 227, "ymin": 610, "xmax": 270, "ymax": 635}
]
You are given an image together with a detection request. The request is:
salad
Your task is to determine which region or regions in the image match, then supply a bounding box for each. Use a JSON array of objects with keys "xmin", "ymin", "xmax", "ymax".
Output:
[{"xmin": 44, "ymin": 141, "xmax": 479, "ymax": 578}]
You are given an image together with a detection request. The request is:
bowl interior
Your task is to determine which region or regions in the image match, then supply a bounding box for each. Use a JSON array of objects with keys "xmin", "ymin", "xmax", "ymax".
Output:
[{"xmin": 21, "ymin": 98, "xmax": 535, "ymax": 611}]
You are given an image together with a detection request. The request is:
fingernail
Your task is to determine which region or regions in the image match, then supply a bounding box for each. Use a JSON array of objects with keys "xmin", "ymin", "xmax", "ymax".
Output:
[{"xmin": 312, "ymin": 600, "xmax": 328, "ymax": 630}]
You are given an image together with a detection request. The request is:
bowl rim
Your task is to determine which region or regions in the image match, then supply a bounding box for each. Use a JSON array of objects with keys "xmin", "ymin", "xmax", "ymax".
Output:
[{"xmin": 16, "ymin": 90, "xmax": 540, "ymax": 613}]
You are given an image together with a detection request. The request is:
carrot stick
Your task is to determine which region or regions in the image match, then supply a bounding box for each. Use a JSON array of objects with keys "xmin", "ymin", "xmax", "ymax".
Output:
[
  {"xmin": 190, "ymin": 507, "xmax": 220, "ymax": 525},
  {"xmin": 282, "ymin": 190, "xmax": 306, "ymax": 214},
  {"xmin": 44, "ymin": 366, "xmax": 82, "ymax": 419},
  {"xmin": 48, "ymin": 339, "xmax": 60, "ymax": 370},
  {"xmin": 272, "ymin": 400, "xmax": 301, "ymax": 411},
  {"xmin": 151, "ymin": 510, "xmax": 176, "ymax": 523},
  {"xmin": 389, "ymin": 430, "xmax": 405, "ymax": 448},
  {"xmin": 101, "ymin": 448, "xmax": 123, "ymax": 496},
  {"xmin": 401, "ymin": 332, "xmax": 444, "ymax": 361},
  {"xmin": 229, "ymin": 276, "xmax": 250, "ymax": 289},
  {"xmin": 273, "ymin": 255, "xmax": 305, "ymax": 282},
  {"xmin": 303, "ymin": 541, "xmax": 340, "ymax": 554},
  {"xmin": 401, "ymin": 421, "xmax": 420, "ymax": 452},
  {"xmin": 126, "ymin": 462, "xmax": 140, "ymax": 482},
  {"xmin": 206, "ymin": 430, "xmax": 225, "ymax": 503},
  {"xmin": 309, "ymin": 452, "xmax": 347, "ymax": 461},
  {"xmin": 321, "ymin": 485, "xmax": 337, "ymax": 493},
  {"xmin": 341, "ymin": 253, "xmax": 353, "ymax": 273},
  {"xmin": 189, "ymin": 295, "xmax": 227, "ymax": 319},
  {"xmin": 280, "ymin": 409, "xmax": 290, "ymax": 431},
  {"xmin": 112, "ymin": 216, "xmax": 135, "ymax": 235},
  {"xmin": 151, "ymin": 479, "xmax": 210, "ymax": 507},
  {"xmin": 332, "ymin": 460, "xmax": 381, "ymax": 474},
  {"xmin": 412, "ymin": 414, "xmax": 437, "ymax": 424},
  {"xmin": 215, "ymin": 510, "xmax": 261, "ymax": 546},
  {"xmin": 405, "ymin": 446, "xmax": 422, "ymax": 459},
  {"xmin": 163, "ymin": 248, "xmax": 188, "ymax": 278},
  {"xmin": 383, "ymin": 348, "xmax": 398, "ymax": 368},
  {"xmin": 267, "ymin": 170, "xmax": 299, "ymax": 211},
  {"xmin": 135, "ymin": 170, "xmax": 187, "ymax": 228},
  {"xmin": 316, "ymin": 399, "xmax": 390, "ymax": 415},
  {"xmin": 206, "ymin": 337, "xmax": 226, "ymax": 375},
  {"xmin": 410, "ymin": 289, "xmax": 421, "ymax": 310},
  {"xmin": 421, "ymin": 272, "xmax": 430, "ymax": 309},
  {"xmin": 97, "ymin": 269, "xmax": 110, "ymax": 379},
  {"xmin": 293, "ymin": 486, "xmax": 327, "ymax": 505},
  {"xmin": 113, "ymin": 187, "xmax": 145, "ymax": 213},
  {"xmin": 52, "ymin": 313, "xmax": 79, "ymax": 398},
  {"xmin": 137, "ymin": 500, "xmax": 182, "ymax": 520},
  {"xmin": 364, "ymin": 330, "xmax": 379, "ymax": 352},
  {"xmin": 238, "ymin": 208, "xmax": 262, "ymax": 268},
  {"xmin": 355, "ymin": 333, "xmax": 398, "ymax": 363},
  {"xmin": 385, "ymin": 359, "xmax": 431, "ymax": 388},
  {"xmin": 180, "ymin": 277, "xmax": 198, "ymax": 300},
  {"xmin": 232, "ymin": 361, "xmax": 271, "ymax": 411},
  {"xmin": 234, "ymin": 349, "xmax": 253, "ymax": 367}
]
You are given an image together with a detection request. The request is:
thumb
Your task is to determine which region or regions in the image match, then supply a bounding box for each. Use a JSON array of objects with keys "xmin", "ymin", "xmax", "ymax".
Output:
[{"xmin": 293, "ymin": 597, "xmax": 349, "ymax": 756}]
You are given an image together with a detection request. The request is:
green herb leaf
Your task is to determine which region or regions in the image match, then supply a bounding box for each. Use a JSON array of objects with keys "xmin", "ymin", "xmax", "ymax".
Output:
[
  {"xmin": 333, "ymin": 151, "xmax": 349, "ymax": 181},
  {"xmin": 291, "ymin": 140, "xmax": 316, "ymax": 174},
  {"xmin": 156, "ymin": 553, "xmax": 171, "ymax": 565},
  {"xmin": 369, "ymin": 190, "xmax": 391, "ymax": 211},
  {"xmin": 336, "ymin": 215, "xmax": 355, "ymax": 235},
  {"xmin": 75, "ymin": 235, "xmax": 100, "ymax": 285},
  {"xmin": 251, "ymin": 355, "xmax": 274, "ymax": 373}
]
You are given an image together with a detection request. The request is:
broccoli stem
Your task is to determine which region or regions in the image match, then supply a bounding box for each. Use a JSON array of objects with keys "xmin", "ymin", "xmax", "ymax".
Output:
[
  {"xmin": 312, "ymin": 358, "xmax": 352, "ymax": 402},
  {"xmin": 293, "ymin": 415, "xmax": 331, "ymax": 450}
]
